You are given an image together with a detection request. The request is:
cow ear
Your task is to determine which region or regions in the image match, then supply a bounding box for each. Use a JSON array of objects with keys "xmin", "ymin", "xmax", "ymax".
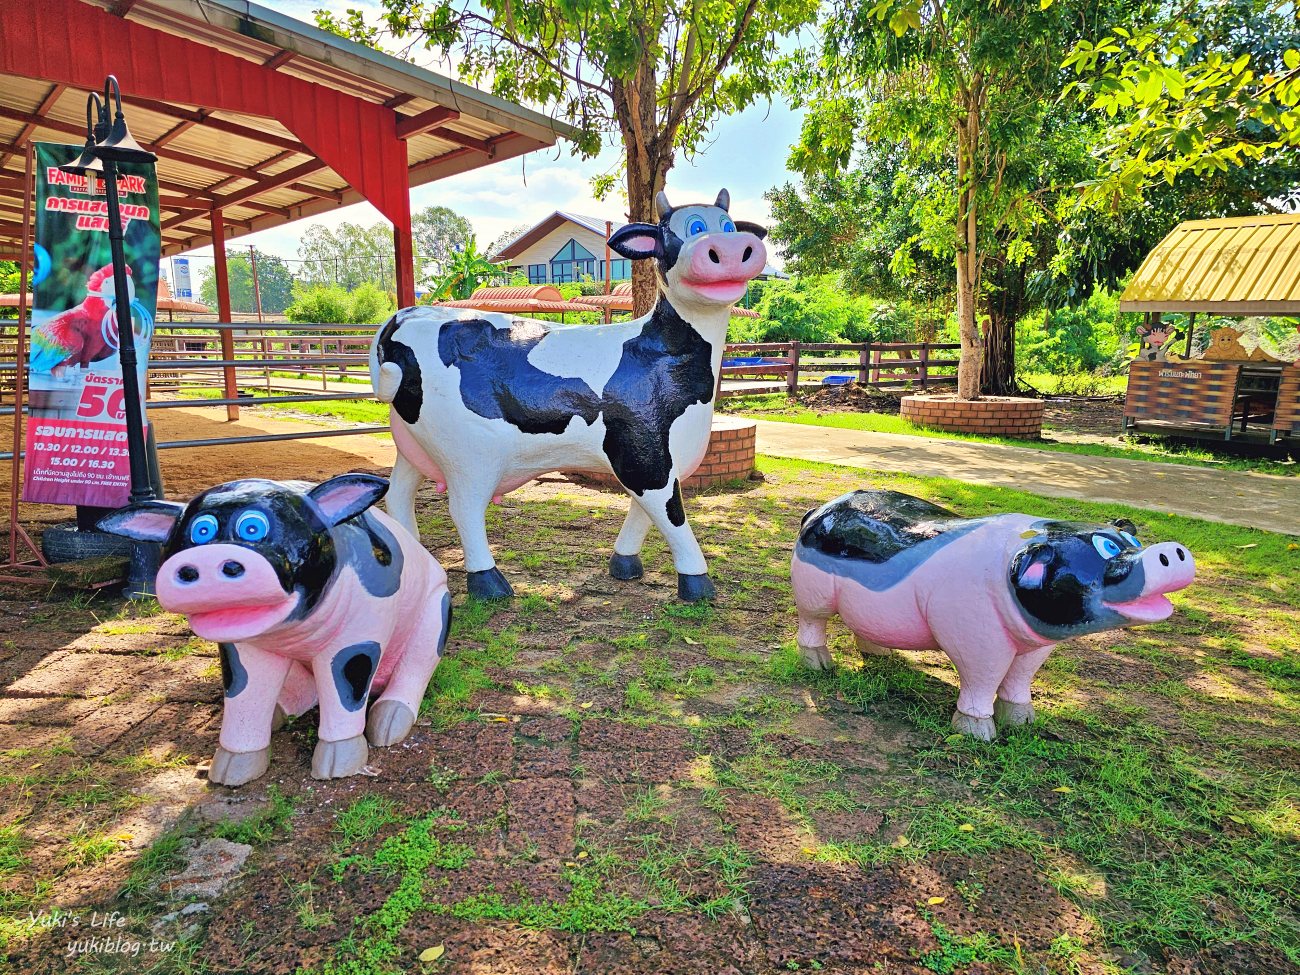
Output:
[
  {"xmin": 309, "ymin": 474, "xmax": 388, "ymax": 526},
  {"xmin": 714, "ymin": 188, "xmax": 730, "ymax": 211},
  {"xmin": 608, "ymin": 223, "xmax": 663, "ymax": 261},
  {"xmin": 97, "ymin": 500, "xmax": 185, "ymax": 542},
  {"xmin": 733, "ymin": 220, "xmax": 767, "ymax": 240}
]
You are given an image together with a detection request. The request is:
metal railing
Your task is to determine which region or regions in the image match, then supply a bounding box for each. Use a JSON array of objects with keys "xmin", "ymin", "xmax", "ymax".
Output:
[
  {"xmin": 718, "ymin": 340, "xmax": 961, "ymax": 398},
  {"xmin": 0, "ymin": 321, "xmax": 385, "ymax": 460}
]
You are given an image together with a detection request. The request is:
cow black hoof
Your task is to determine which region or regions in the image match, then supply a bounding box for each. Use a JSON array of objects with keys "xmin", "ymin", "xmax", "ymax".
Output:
[
  {"xmin": 677, "ymin": 573, "xmax": 716, "ymax": 602},
  {"xmin": 609, "ymin": 553, "xmax": 644, "ymax": 581},
  {"xmin": 467, "ymin": 568, "xmax": 514, "ymax": 600}
]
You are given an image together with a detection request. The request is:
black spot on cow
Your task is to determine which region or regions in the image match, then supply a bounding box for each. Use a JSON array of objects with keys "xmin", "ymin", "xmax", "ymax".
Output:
[
  {"xmin": 601, "ymin": 299, "xmax": 715, "ymax": 495},
  {"xmin": 438, "ymin": 318, "xmax": 601, "ymax": 435},
  {"xmin": 666, "ymin": 479, "xmax": 685, "ymax": 527},
  {"xmin": 332, "ymin": 641, "xmax": 381, "ymax": 712},
  {"xmin": 218, "ymin": 642, "xmax": 247, "ymax": 698},
  {"xmin": 377, "ymin": 311, "xmax": 424, "ymax": 424}
]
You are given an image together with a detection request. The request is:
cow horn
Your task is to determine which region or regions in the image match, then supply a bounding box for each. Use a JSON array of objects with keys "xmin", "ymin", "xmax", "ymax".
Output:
[
  {"xmin": 714, "ymin": 188, "xmax": 730, "ymax": 211},
  {"xmin": 655, "ymin": 190, "xmax": 672, "ymax": 219}
]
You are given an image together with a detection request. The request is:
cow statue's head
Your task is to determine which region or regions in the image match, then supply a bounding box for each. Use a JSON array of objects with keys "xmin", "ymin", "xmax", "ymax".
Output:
[{"xmin": 606, "ymin": 189, "xmax": 768, "ymax": 307}]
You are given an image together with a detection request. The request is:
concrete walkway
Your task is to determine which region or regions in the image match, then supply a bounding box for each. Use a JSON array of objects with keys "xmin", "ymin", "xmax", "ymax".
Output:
[{"xmin": 751, "ymin": 419, "xmax": 1300, "ymax": 536}]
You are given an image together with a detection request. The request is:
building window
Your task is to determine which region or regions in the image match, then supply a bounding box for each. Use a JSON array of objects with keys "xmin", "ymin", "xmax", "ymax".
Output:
[
  {"xmin": 550, "ymin": 238, "xmax": 597, "ymax": 285},
  {"xmin": 527, "ymin": 264, "xmax": 546, "ymax": 284},
  {"xmin": 609, "ymin": 259, "xmax": 631, "ymax": 280}
]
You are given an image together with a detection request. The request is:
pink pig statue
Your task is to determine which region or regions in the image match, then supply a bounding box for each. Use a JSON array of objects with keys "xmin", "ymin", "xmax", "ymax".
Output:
[
  {"xmin": 791, "ymin": 490, "xmax": 1195, "ymax": 740},
  {"xmin": 101, "ymin": 475, "xmax": 450, "ymax": 785}
]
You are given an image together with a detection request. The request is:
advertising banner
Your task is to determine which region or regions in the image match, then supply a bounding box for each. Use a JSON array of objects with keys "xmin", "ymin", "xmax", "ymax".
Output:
[
  {"xmin": 172, "ymin": 257, "xmax": 192, "ymax": 298},
  {"xmin": 22, "ymin": 142, "xmax": 160, "ymax": 507}
]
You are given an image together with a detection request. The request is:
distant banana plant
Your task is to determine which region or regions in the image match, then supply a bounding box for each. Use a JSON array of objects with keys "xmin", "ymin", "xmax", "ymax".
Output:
[{"xmin": 430, "ymin": 237, "xmax": 505, "ymax": 301}]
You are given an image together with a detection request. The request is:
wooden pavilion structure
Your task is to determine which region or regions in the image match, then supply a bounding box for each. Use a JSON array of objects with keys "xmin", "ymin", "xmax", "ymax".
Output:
[
  {"xmin": 1120, "ymin": 214, "xmax": 1300, "ymax": 448},
  {"xmin": 0, "ymin": 0, "xmax": 577, "ymax": 310}
]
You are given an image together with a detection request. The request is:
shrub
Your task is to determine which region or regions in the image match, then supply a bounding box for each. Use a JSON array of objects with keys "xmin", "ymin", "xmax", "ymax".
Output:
[
  {"xmin": 1016, "ymin": 287, "xmax": 1125, "ymax": 375},
  {"xmin": 286, "ymin": 282, "xmax": 395, "ymax": 324}
]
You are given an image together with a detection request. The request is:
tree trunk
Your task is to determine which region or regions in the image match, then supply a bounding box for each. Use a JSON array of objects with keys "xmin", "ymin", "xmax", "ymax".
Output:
[
  {"xmin": 954, "ymin": 94, "xmax": 984, "ymax": 401},
  {"xmin": 980, "ymin": 312, "xmax": 1015, "ymax": 394}
]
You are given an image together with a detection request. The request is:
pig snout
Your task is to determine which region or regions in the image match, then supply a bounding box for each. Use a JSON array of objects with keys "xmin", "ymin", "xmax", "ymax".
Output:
[
  {"xmin": 158, "ymin": 544, "xmax": 298, "ymax": 642},
  {"xmin": 680, "ymin": 233, "xmax": 767, "ymax": 302},
  {"xmin": 1104, "ymin": 542, "xmax": 1194, "ymax": 624}
]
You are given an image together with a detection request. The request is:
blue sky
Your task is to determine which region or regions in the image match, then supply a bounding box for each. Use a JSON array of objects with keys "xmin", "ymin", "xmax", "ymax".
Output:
[{"xmin": 201, "ymin": 0, "xmax": 808, "ymax": 267}]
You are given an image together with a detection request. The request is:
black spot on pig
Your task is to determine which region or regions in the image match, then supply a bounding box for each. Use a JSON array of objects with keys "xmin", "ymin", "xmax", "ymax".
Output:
[
  {"xmin": 218, "ymin": 642, "xmax": 246, "ymax": 698},
  {"xmin": 332, "ymin": 642, "xmax": 381, "ymax": 712}
]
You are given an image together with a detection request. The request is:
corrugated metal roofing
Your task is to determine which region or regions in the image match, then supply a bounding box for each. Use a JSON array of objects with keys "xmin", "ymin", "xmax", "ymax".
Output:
[{"xmin": 1120, "ymin": 214, "xmax": 1300, "ymax": 315}]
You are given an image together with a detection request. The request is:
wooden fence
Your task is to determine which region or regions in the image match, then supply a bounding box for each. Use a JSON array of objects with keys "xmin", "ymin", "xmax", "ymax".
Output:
[{"xmin": 717, "ymin": 341, "xmax": 960, "ymax": 398}]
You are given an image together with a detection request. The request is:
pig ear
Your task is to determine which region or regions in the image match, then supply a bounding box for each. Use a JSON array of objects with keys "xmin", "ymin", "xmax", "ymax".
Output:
[
  {"xmin": 97, "ymin": 500, "xmax": 185, "ymax": 542},
  {"xmin": 1109, "ymin": 518, "xmax": 1138, "ymax": 536},
  {"xmin": 734, "ymin": 220, "xmax": 767, "ymax": 240},
  {"xmin": 608, "ymin": 222, "xmax": 663, "ymax": 261},
  {"xmin": 309, "ymin": 474, "xmax": 388, "ymax": 526},
  {"xmin": 1012, "ymin": 545, "xmax": 1051, "ymax": 590},
  {"xmin": 714, "ymin": 188, "xmax": 730, "ymax": 212}
]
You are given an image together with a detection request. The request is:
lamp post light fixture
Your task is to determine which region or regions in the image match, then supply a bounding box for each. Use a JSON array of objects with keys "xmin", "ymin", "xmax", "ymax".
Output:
[{"xmin": 59, "ymin": 76, "xmax": 160, "ymax": 596}]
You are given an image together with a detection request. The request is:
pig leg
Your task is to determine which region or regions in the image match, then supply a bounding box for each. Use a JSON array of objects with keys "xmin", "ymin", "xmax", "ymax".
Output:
[
  {"xmin": 271, "ymin": 662, "xmax": 317, "ymax": 731},
  {"xmin": 796, "ymin": 613, "xmax": 834, "ymax": 670},
  {"xmin": 211, "ymin": 643, "xmax": 292, "ymax": 787},
  {"xmin": 385, "ymin": 452, "xmax": 423, "ymax": 539},
  {"xmin": 610, "ymin": 498, "xmax": 653, "ymax": 580},
  {"xmin": 310, "ymin": 642, "xmax": 383, "ymax": 779},
  {"xmin": 367, "ymin": 588, "xmax": 452, "ymax": 747},
  {"xmin": 994, "ymin": 645, "xmax": 1053, "ymax": 727},
  {"xmin": 943, "ymin": 644, "xmax": 1017, "ymax": 742},
  {"xmin": 447, "ymin": 471, "xmax": 513, "ymax": 600},
  {"xmin": 856, "ymin": 635, "xmax": 893, "ymax": 662}
]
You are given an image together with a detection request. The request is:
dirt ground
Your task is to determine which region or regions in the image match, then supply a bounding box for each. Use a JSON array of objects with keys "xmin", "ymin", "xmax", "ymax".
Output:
[{"xmin": 0, "ymin": 408, "xmax": 1297, "ymax": 975}]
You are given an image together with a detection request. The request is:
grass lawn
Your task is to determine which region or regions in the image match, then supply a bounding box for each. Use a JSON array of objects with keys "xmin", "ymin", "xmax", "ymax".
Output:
[
  {"xmin": 2, "ymin": 452, "xmax": 1296, "ymax": 974},
  {"xmin": 728, "ymin": 395, "xmax": 1297, "ymax": 476}
]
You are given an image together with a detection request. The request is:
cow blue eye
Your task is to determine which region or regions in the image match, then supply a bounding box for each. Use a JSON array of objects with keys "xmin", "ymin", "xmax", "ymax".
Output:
[
  {"xmin": 189, "ymin": 514, "xmax": 218, "ymax": 545},
  {"xmin": 721, "ymin": 218, "xmax": 736, "ymax": 233},
  {"xmin": 1120, "ymin": 531, "xmax": 1142, "ymax": 548},
  {"xmin": 234, "ymin": 511, "xmax": 270, "ymax": 542},
  {"xmin": 686, "ymin": 217, "xmax": 708, "ymax": 236},
  {"xmin": 1092, "ymin": 535, "xmax": 1123, "ymax": 559}
]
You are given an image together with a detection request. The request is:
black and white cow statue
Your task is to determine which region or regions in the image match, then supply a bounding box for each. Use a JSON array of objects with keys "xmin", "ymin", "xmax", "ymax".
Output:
[{"xmin": 370, "ymin": 189, "xmax": 767, "ymax": 601}]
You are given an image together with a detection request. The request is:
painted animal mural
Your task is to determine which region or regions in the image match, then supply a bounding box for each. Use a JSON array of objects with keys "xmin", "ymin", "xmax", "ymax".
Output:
[
  {"xmin": 791, "ymin": 490, "xmax": 1196, "ymax": 740},
  {"xmin": 100, "ymin": 475, "xmax": 450, "ymax": 786},
  {"xmin": 371, "ymin": 189, "xmax": 767, "ymax": 601},
  {"xmin": 30, "ymin": 263, "xmax": 128, "ymax": 377}
]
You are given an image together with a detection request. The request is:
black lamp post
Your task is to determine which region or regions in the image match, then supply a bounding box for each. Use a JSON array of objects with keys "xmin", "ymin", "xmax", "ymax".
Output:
[{"xmin": 60, "ymin": 76, "xmax": 160, "ymax": 596}]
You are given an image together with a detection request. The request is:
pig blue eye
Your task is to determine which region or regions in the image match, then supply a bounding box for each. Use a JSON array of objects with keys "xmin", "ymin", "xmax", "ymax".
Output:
[
  {"xmin": 188, "ymin": 514, "xmax": 218, "ymax": 545},
  {"xmin": 1092, "ymin": 535, "xmax": 1123, "ymax": 559},
  {"xmin": 686, "ymin": 216, "xmax": 708, "ymax": 237},
  {"xmin": 1120, "ymin": 531, "xmax": 1141, "ymax": 548},
  {"xmin": 721, "ymin": 218, "xmax": 736, "ymax": 233},
  {"xmin": 234, "ymin": 510, "xmax": 270, "ymax": 542}
]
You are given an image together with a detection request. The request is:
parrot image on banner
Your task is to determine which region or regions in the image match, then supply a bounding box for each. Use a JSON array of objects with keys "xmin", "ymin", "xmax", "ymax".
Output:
[{"xmin": 30, "ymin": 264, "xmax": 131, "ymax": 378}]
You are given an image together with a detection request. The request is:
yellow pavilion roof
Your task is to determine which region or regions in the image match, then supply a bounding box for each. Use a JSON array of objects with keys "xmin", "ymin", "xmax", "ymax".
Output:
[{"xmin": 1120, "ymin": 214, "xmax": 1300, "ymax": 315}]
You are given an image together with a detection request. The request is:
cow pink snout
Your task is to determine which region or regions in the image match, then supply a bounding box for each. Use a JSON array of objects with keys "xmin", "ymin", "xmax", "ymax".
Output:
[
  {"xmin": 679, "ymin": 232, "xmax": 767, "ymax": 303},
  {"xmin": 1104, "ymin": 542, "xmax": 1195, "ymax": 623},
  {"xmin": 156, "ymin": 544, "xmax": 298, "ymax": 642}
]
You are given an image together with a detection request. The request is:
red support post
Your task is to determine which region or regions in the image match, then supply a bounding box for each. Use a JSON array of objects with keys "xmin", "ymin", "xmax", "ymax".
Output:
[
  {"xmin": 393, "ymin": 188, "xmax": 415, "ymax": 308},
  {"xmin": 210, "ymin": 210, "xmax": 238, "ymax": 421}
]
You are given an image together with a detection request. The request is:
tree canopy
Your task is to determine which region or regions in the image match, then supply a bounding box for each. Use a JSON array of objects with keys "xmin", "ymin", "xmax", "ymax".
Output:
[
  {"xmin": 317, "ymin": 0, "xmax": 818, "ymax": 315},
  {"xmin": 412, "ymin": 205, "xmax": 474, "ymax": 280},
  {"xmin": 198, "ymin": 249, "xmax": 293, "ymax": 315}
]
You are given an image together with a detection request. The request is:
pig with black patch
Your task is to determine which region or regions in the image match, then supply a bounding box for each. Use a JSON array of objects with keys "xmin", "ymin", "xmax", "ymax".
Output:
[
  {"xmin": 100, "ymin": 474, "xmax": 450, "ymax": 785},
  {"xmin": 791, "ymin": 490, "xmax": 1195, "ymax": 740}
]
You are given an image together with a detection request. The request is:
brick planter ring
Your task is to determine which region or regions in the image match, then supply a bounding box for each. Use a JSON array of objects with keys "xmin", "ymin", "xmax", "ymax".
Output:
[
  {"xmin": 900, "ymin": 394, "xmax": 1044, "ymax": 439},
  {"xmin": 572, "ymin": 416, "xmax": 758, "ymax": 492}
]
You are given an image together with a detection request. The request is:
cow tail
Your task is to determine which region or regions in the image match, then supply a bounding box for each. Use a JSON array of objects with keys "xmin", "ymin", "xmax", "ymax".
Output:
[{"xmin": 374, "ymin": 361, "xmax": 403, "ymax": 404}]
